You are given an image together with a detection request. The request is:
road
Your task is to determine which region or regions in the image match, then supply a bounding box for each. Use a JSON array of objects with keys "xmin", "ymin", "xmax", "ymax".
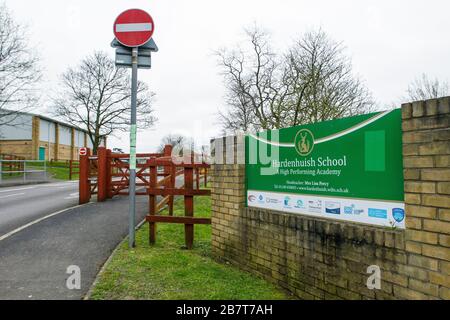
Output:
[
  {"xmin": 0, "ymin": 177, "xmax": 184, "ymax": 300},
  {"xmin": 0, "ymin": 181, "xmax": 79, "ymax": 238},
  {"xmin": 0, "ymin": 195, "xmax": 149, "ymax": 300}
]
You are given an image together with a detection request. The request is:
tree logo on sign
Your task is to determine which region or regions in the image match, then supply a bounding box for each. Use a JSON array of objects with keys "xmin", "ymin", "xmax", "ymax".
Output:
[{"xmin": 294, "ymin": 129, "xmax": 315, "ymax": 156}]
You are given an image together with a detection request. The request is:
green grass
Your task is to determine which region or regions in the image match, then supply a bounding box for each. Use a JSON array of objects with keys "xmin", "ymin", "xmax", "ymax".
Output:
[
  {"xmin": 47, "ymin": 166, "xmax": 78, "ymax": 180},
  {"xmin": 1, "ymin": 161, "xmax": 77, "ymax": 182},
  {"xmin": 28, "ymin": 161, "xmax": 78, "ymax": 181},
  {"xmin": 89, "ymin": 194, "xmax": 290, "ymax": 300},
  {"xmin": 0, "ymin": 172, "xmax": 22, "ymax": 180}
]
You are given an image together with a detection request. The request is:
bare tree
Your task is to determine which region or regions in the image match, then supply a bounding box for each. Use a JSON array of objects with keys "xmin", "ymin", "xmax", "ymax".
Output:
[
  {"xmin": 216, "ymin": 27, "xmax": 285, "ymax": 132},
  {"xmin": 158, "ymin": 134, "xmax": 187, "ymax": 153},
  {"xmin": 407, "ymin": 74, "xmax": 449, "ymax": 101},
  {"xmin": 0, "ymin": 2, "xmax": 41, "ymax": 125},
  {"xmin": 285, "ymin": 30, "xmax": 375, "ymax": 124},
  {"xmin": 199, "ymin": 144, "xmax": 211, "ymax": 163},
  {"xmin": 52, "ymin": 52, "xmax": 157, "ymax": 153},
  {"xmin": 216, "ymin": 27, "xmax": 375, "ymax": 133},
  {"xmin": 158, "ymin": 134, "xmax": 209, "ymax": 162}
]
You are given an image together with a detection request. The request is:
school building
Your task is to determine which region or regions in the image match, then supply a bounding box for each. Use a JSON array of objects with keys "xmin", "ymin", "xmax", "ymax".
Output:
[{"xmin": 0, "ymin": 111, "xmax": 106, "ymax": 161}]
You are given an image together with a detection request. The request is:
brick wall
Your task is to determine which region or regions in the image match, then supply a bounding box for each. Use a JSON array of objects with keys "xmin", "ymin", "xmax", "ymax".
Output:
[
  {"xmin": 0, "ymin": 141, "xmax": 33, "ymax": 159},
  {"xmin": 401, "ymin": 97, "xmax": 450, "ymax": 299},
  {"xmin": 31, "ymin": 116, "xmax": 40, "ymax": 160},
  {"xmin": 37, "ymin": 142, "xmax": 71, "ymax": 161},
  {"xmin": 211, "ymin": 97, "xmax": 450, "ymax": 300}
]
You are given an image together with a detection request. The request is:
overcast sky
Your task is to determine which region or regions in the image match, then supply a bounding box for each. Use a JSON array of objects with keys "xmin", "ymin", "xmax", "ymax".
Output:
[{"xmin": 3, "ymin": 0, "xmax": 450, "ymax": 152}]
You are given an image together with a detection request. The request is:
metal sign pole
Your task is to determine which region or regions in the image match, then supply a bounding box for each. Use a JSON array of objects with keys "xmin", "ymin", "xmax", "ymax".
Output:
[{"xmin": 129, "ymin": 46, "xmax": 139, "ymax": 248}]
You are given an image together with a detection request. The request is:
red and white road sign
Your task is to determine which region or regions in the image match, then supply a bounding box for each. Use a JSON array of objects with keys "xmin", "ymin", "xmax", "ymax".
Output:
[
  {"xmin": 114, "ymin": 9, "xmax": 155, "ymax": 48},
  {"xmin": 79, "ymin": 148, "xmax": 88, "ymax": 156}
]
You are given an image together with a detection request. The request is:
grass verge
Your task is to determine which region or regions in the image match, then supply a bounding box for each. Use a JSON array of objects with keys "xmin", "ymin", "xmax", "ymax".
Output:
[
  {"xmin": 47, "ymin": 166, "xmax": 78, "ymax": 180},
  {"xmin": 28, "ymin": 161, "xmax": 78, "ymax": 181},
  {"xmin": 89, "ymin": 195, "xmax": 290, "ymax": 300}
]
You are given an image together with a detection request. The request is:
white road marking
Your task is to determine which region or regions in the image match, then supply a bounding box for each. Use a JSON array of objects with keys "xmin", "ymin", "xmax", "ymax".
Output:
[
  {"xmin": 116, "ymin": 23, "xmax": 152, "ymax": 33},
  {"xmin": 0, "ymin": 193, "xmax": 25, "ymax": 199},
  {"xmin": 64, "ymin": 193, "xmax": 79, "ymax": 200},
  {"xmin": 0, "ymin": 187, "xmax": 34, "ymax": 194},
  {"xmin": 0, "ymin": 203, "xmax": 89, "ymax": 242},
  {"xmin": 0, "ymin": 182, "xmax": 76, "ymax": 195},
  {"xmin": 36, "ymin": 182, "xmax": 77, "ymax": 188},
  {"xmin": 49, "ymin": 181, "xmax": 77, "ymax": 185}
]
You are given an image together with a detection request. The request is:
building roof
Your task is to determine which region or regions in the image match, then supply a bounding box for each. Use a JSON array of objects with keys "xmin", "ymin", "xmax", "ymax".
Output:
[{"xmin": 1, "ymin": 109, "xmax": 90, "ymax": 134}]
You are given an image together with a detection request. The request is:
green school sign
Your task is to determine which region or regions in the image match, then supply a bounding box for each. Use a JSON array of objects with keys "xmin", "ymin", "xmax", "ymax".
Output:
[{"xmin": 245, "ymin": 109, "xmax": 405, "ymax": 228}]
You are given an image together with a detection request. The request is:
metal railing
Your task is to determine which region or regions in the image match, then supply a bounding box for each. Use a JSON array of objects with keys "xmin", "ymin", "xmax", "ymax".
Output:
[{"xmin": 0, "ymin": 160, "xmax": 48, "ymax": 184}]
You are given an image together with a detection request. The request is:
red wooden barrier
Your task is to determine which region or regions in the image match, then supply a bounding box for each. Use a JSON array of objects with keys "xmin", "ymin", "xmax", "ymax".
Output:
[
  {"xmin": 77, "ymin": 145, "xmax": 211, "ymax": 249},
  {"xmin": 184, "ymin": 164, "xmax": 194, "ymax": 249},
  {"xmin": 97, "ymin": 147, "xmax": 107, "ymax": 202},
  {"xmin": 162, "ymin": 145, "xmax": 175, "ymax": 215},
  {"xmin": 106, "ymin": 149, "xmax": 112, "ymax": 199},
  {"xmin": 146, "ymin": 157, "xmax": 211, "ymax": 249},
  {"xmin": 79, "ymin": 148, "xmax": 91, "ymax": 205},
  {"xmin": 148, "ymin": 160, "xmax": 158, "ymax": 245},
  {"xmin": 69, "ymin": 160, "xmax": 80, "ymax": 180}
]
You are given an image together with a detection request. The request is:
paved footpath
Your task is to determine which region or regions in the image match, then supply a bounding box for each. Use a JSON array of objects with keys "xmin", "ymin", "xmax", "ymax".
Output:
[{"xmin": 0, "ymin": 195, "xmax": 148, "ymax": 300}]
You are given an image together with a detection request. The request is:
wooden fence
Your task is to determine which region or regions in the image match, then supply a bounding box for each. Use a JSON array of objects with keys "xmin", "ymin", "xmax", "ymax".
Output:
[{"xmin": 78, "ymin": 146, "xmax": 210, "ymax": 249}]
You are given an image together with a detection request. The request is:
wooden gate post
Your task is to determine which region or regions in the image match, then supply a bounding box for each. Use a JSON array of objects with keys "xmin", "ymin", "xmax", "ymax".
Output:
[
  {"xmin": 97, "ymin": 147, "xmax": 107, "ymax": 202},
  {"xmin": 79, "ymin": 148, "xmax": 91, "ymax": 205},
  {"xmin": 149, "ymin": 160, "xmax": 158, "ymax": 245},
  {"xmin": 184, "ymin": 165, "xmax": 194, "ymax": 250},
  {"xmin": 195, "ymin": 168, "xmax": 200, "ymax": 190},
  {"xmin": 69, "ymin": 160, "xmax": 73, "ymax": 181},
  {"xmin": 163, "ymin": 145, "xmax": 175, "ymax": 216},
  {"xmin": 169, "ymin": 163, "xmax": 176, "ymax": 216},
  {"xmin": 106, "ymin": 149, "xmax": 112, "ymax": 199}
]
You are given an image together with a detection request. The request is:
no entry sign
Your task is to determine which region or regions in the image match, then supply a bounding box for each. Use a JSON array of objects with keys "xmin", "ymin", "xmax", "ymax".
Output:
[
  {"xmin": 114, "ymin": 9, "xmax": 155, "ymax": 47},
  {"xmin": 79, "ymin": 147, "xmax": 88, "ymax": 156}
]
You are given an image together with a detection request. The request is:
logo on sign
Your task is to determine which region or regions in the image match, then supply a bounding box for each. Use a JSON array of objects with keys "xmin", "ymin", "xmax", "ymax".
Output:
[
  {"xmin": 258, "ymin": 195, "xmax": 265, "ymax": 204},
  {"xmin": 344, "ymin": 205, "xmax": 364, "ymax": 215},
  {"xmin": 325, "ymin": 202, "xmax": 341, "ymax": 215},
  {"xmin": 248, "ymin": 195, "xmax": 256, "ymax": 203},
  {"xmin": 284, "ymin": 196, "xmax": 292, "ymax": 208},
  {"xmin": 266, "ymin": 197, "xmax": 280, "ymax": 204},
  {"xmin": 308, "ymin": 200, "xmax": 322, "ymax": 213},
  {"xmin": 368, "ymin": 208, "xmax": 388, "ymax": 219},
  {"xmin": 294, "ymin": 199, "xmax": 305, "ymax": 209},
  {"xmin": 294, "ymin": 129, "xmax": 315, "ymax": 157},
  {"xmin": 392, "ymin": 208, "xmax": 405, "ymax": 223}
]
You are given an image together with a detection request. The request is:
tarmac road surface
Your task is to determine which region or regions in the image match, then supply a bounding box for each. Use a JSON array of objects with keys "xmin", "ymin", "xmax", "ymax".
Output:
[
  {"xmin": 0, "ymin": 181, "xmax": 154, "ymax": 300},
  {"xmin": 0, "ymin": 181, "xmax": 80, "ymax": 238}
]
